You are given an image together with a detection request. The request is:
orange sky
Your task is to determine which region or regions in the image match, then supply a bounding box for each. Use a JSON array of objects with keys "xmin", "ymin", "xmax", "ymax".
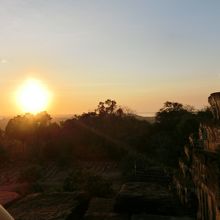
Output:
[{"xmin": 1, "ymin": 1, "xmax": 220, "ymax": 116}]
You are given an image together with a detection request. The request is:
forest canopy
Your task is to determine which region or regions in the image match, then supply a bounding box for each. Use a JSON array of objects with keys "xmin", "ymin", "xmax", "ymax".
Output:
[{"xmin": 0, "ymin": 99, "xmax": 212, "ymax": 169}]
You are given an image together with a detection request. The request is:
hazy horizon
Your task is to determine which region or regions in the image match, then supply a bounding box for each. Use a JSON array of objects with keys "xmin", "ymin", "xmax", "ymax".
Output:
[{"xmin": 0, "ymin": 111, "xmax": 156, "ymax": 119}]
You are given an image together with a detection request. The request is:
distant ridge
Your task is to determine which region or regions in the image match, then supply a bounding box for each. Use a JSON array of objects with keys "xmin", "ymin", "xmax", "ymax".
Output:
[
  {"xmin": 0, "ymin": 114, "xmax": 155, "ymax": 130},
  {"xmin": 133, "ymin": 114, "xmax": 155, "ymax": 123}
]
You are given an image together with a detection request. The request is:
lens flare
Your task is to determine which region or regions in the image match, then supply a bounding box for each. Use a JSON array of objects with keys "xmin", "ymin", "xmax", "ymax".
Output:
[{"xmin": 16, "ymin": 79, "xmax": 51, "ymax": 114}]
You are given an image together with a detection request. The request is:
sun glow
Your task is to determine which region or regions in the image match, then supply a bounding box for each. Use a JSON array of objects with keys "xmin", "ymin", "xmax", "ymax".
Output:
[{"xmin": 16, "ymin": 79, "xmax": 51, "ymax": 114}]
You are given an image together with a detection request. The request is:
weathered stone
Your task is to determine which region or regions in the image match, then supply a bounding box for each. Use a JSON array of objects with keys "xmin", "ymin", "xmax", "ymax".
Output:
[
  {"xmin": 115, "ymin": 182, "xmax": 185, "ymax": 216},
  {"xmin": 208, "ymin": 92, "xmax": 220, "ymax": 120},
  {"xmin": 174, "ymin": 92, "xmax": 220, "ymax": 220},
  {"xmin": 134, "ymin": 167, "xmax": 171, "ymax": 185},
  {"xmin": 7, "ymin": 192, "xmax": 88, "ymax": 220},
  {"xmin": 131, "ymin": 214, "xmax": 194, "ymax": 220},
  {"xmin": 84, "ymin": 197, "xmax": 128, "ymax": 220}
]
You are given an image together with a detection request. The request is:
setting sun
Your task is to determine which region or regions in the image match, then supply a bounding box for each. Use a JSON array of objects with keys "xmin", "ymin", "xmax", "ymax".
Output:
[{"xmin": 16, "ymin": 79, "xmax": 51, "ymax": 114}]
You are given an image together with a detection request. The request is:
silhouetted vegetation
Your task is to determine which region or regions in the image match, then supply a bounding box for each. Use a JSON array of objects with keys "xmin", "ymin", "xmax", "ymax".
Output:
[{"xmin": 0, "ymin": 99, "xmax": 213, "ymax": 183}]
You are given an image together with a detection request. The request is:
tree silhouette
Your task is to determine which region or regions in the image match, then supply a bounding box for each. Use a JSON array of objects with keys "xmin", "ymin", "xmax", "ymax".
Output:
[
  {"xmin": 96, "ymin": 99, "xmax": 119, "ymax": 116},
  {"xmin": 5, "ymin": 112, "xmax": 52, "ymax": 144}
]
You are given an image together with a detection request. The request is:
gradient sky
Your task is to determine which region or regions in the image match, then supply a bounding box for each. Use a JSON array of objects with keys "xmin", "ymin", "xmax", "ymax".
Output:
[{"xmin": 1, "ymin": 0, "xmax": 220, "ymax": 116}]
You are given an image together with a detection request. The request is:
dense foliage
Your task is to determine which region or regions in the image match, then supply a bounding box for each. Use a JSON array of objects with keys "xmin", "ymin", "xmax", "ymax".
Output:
[{"xmin": 0, "ymin": 99, "xmax": 212, "ymax": 172}]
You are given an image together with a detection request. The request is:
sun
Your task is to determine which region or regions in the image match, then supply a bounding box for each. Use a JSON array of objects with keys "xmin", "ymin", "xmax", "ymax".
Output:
[{"xmin": 16, "ymin": 79, "xmax": 51, "ymax": 114}]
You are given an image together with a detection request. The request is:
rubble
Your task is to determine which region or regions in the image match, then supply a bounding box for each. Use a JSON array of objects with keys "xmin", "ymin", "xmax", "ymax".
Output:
[
  {"xmin": 115, "ymin": 182, "xmax": 185, "ymax": 216},
  {"xmin": 7, "ymin": 192, "xmax": 88, "ymax": 220},
  {"xmin": 84, "ymin": 197, "xmax": 128, "ymax": 220}
]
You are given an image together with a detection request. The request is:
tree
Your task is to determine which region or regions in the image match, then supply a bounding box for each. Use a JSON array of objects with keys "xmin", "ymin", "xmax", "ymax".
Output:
[
  {"xmin": 96, "ymin": 99, "xmax": 119, "ymax": 116},
  {"xmin": 151, "ymin": 101, "xmax": 199, "ymax": 167},
  {"xmin": 5, "ymin": 114, "xmax": 35, "ymax": 142},
  {"xmin": 155, "ymin": 101, "xmax": 193, "ymax": 130},
  {"xmin": 35, "ymin": 111, "xmax": 52, "ymax": 127},
  {"xmin": 5, "ymin": 112, "xmax": 52, "ymax": 143},
  {"xmin": 196, "ymin": 107, "xmax": 213, "ymax": 122}
]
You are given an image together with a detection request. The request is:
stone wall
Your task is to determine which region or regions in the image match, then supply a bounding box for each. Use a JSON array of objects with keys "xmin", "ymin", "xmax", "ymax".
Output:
[
  {"xmin": 174, "ymin": 92, "xmax": 220, "ymax": 220},
  {"xmin": 208, "ymin": 92, "xmax": 220, "ymax": 120}
]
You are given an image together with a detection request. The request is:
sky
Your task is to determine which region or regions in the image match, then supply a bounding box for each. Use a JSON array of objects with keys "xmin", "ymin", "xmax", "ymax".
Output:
[{"xmin": 0, "ymin": 0, "xmax": 220, "ymax": 116}]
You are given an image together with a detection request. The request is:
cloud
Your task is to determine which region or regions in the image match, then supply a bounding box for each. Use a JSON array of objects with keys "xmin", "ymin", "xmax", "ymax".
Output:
[{"xmin": 0, "ymin": 59, "xmax": 8, "ymax": 64}]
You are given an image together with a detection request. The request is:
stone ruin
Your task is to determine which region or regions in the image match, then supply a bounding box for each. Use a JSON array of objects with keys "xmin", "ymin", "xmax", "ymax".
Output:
[
  {"xmin": 174, "ymin": 92, "xmax": 220, "ymax": 220},
  {"xmin": 208, "ymin": 92, "xmax": 220, "ymax": 121}
]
